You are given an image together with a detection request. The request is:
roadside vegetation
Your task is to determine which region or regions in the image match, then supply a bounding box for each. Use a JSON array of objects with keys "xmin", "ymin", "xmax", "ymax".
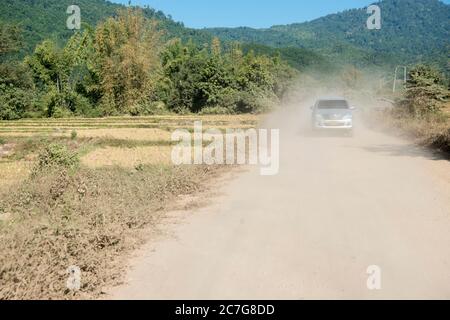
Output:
[
  {"xmin": 0, "ymin": 115, "xmax": 256, "ymax": 299},
  {"xmin": 373, "ymin": 65, "xmax": 450, "ymax": 154},
  {"xmin": 0, "ymin": 8, "xmax": 296, "ymax": 121}
]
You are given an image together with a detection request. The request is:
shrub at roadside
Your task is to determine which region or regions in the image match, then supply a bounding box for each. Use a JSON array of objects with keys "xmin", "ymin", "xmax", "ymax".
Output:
[
  {"xmin": 399, "ymin": 64, "xmax": 448, "ymax": 118},
  {"xmin": 378, "ymin": 64, "xmax": 450, "ymax": 154},
  {"xmin": 374, "ymin": 110, "xmax": 450, "ymax": 154},
  {"xmin": 33, "ymin": 143, "xmax": 80, "ymax": 174}
]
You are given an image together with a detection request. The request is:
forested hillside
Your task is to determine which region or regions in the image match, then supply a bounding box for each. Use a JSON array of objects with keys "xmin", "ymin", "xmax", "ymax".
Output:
[
  {"xmin": 0, "ymin": 0, "xmax": 328, "ymax": 70},
  {"xmin": 206, "ymin": 0, "xmax": 450, "ymax": 66},
  {"xmin": 0, "ymin": 0, "xmax": 212, "ymax": 55}
]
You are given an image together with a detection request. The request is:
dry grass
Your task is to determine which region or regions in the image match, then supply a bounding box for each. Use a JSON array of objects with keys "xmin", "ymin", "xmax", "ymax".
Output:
[
  {"xmin": 0, "ymin": 115, "xmax": 259, "ymax": 141},
  {"xmin": 368, "ymin": 109, "xmax": 450, "ymax": 154},
  {"xmin": 0, "ymin": 161, "xmax": 32, "ymax": 192},
  {"xmin": 0, "ymin": 132, "xmax": 55, "ymax": 137},
  {"xmin": 0, "ymin": 114, "xmax": 260, "ymax": 171},
  {"xmin": 0, "ymin": 114, "xmax": 259, "ymax": 300},
  {"xmin": 69, "ymin": 128, "xmax": 172, "ymax": 142},
  {"xmin": 82, "ymin": 146, "xmax": 173, "ymax": 168},
  {"xmin": 0, "ymin": 164, "xmax": 222, "ymax": 300},
  {"xmin": 443, "ymin": 101, "xmax": 450, "ymax": 117},
  {"xmin": 0, "ymin": 114, "xmax": 259, "ymax": 127}
]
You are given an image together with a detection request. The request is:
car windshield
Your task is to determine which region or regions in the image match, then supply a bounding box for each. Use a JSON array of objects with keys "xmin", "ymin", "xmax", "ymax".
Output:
[{"xmin": 317, "ymin": 100, "xmax": 349, "ymax": 109}]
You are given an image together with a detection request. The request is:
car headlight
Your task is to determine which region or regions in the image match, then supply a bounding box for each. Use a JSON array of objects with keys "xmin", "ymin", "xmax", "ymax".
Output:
[
  {"xmin": 343, "ymin": 114, "xmax": 352, "ymax": 120},
  {"xmin": 315, "ymin": 115, "xmax": 324, "ymax": 125}
]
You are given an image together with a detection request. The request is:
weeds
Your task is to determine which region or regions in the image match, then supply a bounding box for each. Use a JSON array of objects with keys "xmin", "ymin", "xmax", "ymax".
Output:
[
  {"xmin": 0, "ymin": 114, "xmax": 254, "ymax": 299},
  {"xmin": 369, "ymin": 109, "xmax": 450, "ymax": 155},
  {"xmin": 0, "ymin": 164, "xmax": 222, "ymax": 299}
]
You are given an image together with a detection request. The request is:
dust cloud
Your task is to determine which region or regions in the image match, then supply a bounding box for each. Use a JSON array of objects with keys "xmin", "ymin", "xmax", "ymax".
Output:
[{"xmin": 111, "ymin": 72, "xmax": 450, "ymax": 300}]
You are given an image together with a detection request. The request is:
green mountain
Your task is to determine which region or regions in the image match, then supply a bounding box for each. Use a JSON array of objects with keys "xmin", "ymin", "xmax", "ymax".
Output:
[
  {"xmin": 0, "ymin": 0, "xmax": 212, "ymax": 54},
  {"xmin": 206, "ymin": 0, "xmax": 450, "ymax": 66},
  {"xmin": 1, "ymin": 0, "xmax": 448, "ymax": 71},
  {"xmin": 0, "ymin": 0, "xmax": 330, "ymax": 71}
]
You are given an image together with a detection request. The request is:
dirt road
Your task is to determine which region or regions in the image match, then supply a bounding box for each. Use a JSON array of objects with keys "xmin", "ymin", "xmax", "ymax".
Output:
[{"xmin": 110, "ymin": 102, "xmax": 450, "ymax": 300}]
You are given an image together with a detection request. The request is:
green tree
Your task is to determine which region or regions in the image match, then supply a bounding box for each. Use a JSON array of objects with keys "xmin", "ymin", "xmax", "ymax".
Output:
[
  {"xmin": 0, "ymin": 23, "xmax": 35, "ymax": 120},
  {"xmin": 25, "ymin": 30, "xmax": 101, "ymax": 118},
  {"xmin": 94, "ymin": 8, "xmax": 162, "ymax": 115},
  {"xmin": 0, "ymin": 23, "xmax": 22, "ymax": 57},
  {"xmin": 158, "ymin": 38, "xmax": 295, "ymax": 114},
  {"xmin": 401, "ymin": 65, "xmax": 448, "ymax": 117}
]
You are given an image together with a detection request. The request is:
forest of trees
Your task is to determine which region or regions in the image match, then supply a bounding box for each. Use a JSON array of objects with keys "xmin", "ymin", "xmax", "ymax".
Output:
[{"xmin": 0, "ymin": 8, "xmax": 297, "ymax": 120}]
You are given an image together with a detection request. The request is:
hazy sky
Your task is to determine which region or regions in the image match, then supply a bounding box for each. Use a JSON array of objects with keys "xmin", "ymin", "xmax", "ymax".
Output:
[{"xmin": 112, "ymin": 0, "xmax": 450, "ymax": 28}]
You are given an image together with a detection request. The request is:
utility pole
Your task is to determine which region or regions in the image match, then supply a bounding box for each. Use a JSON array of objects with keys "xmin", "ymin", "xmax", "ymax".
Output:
[{"xmin": 393, "ymin": 66, "xmax": 407, "ymax": 93}]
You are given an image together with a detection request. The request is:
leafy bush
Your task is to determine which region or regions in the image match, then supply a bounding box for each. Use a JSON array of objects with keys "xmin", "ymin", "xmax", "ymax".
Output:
[
  {"xmin": 0, "ymin": 62, "xmax": 36, "ymax": 120},
  {"xmin": 0, "ymin": 84, "xmax": 35, "ymax": 120},
  {"xmin": 199, "ymin": 106, "xmax": 233, "ymax": 115},
  {"xmin": 400, "ymin": 65, "xmax": 448, "ymax": 118},
  {"xmin": 40, "ymin": 89, "xmax": 94, "ymax": 118},
  {"xmin": 34, "ymin": 143, "xmax": 80, "ymax": 173}
]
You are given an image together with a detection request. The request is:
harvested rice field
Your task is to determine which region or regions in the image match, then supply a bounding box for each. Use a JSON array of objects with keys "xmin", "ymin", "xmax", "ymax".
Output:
[
  {"xmin": 82, "ymin": 146, "xmax": 173, "ymax": 168},
  {"xmin": 0, "ymin": 114, "xmax": 259, "ymax": 192},
  {"xmin": 0, "ymin": 114, "xmax": 259, "ymax": 299}
]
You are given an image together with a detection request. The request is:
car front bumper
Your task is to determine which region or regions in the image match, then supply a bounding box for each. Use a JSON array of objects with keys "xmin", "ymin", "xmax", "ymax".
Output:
[{"xmin": 314, "ymin": 120, "xmax": 353, "ymax": 130}]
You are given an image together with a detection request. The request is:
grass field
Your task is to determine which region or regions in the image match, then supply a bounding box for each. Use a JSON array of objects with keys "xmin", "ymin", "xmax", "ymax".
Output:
[
  {"xmin": 0, "ymin": 115, "xmax": 259, "ymax": 299},
  {"xmin": 0, "ymin": 115, "xmax": 259, "ymax": 187}
]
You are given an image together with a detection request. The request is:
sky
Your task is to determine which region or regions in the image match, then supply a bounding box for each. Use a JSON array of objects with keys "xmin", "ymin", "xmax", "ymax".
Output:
[{"xmin": 113, "ymin": 0, "xmax": 450, "ymax": 29}]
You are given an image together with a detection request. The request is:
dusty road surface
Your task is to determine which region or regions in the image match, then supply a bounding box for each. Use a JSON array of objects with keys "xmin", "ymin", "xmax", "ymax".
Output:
[{"xmin": 110, "ymin": 101, "xmax": 450, "ymax": 300}]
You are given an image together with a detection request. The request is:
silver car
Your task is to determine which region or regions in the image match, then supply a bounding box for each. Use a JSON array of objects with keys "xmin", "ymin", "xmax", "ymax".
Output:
[{"xmin": 311, "ymin": 97, "xmax": 355, "ymax": 133}]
